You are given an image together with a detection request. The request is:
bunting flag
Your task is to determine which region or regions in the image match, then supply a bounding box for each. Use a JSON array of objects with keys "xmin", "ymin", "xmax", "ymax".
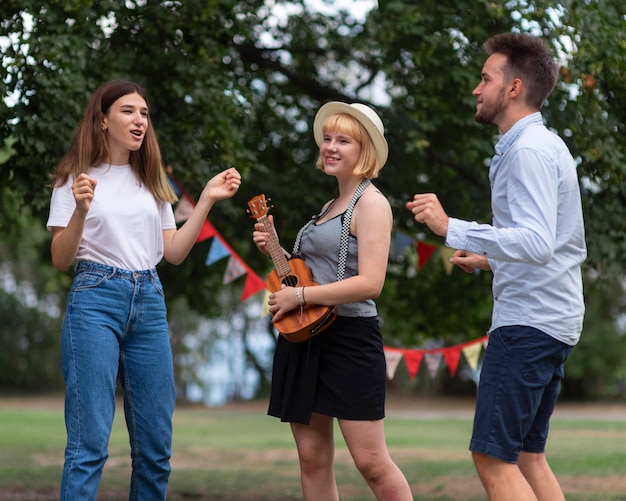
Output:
[
  {"xmin": 424, "ymin": 352, "xmax": 443, "ymax": 379},
  {"xmin": 173, "ymin": 196, "xmax": 194, "ymax": 223},
  {"xmin": 196, "ymin": 219, "xmax": 217, "ymax": 243},
  {"xmin": 392, "ymin": 231, "xmax": 414, "ymax": 259},
  {"xmin": 206, "ymin": 237, "xmax": 231, "ymax": 266},
  {"xmin": 242, "ymin": 270, "xmax": 268, "ymax": 301},
  {"xmin": 223, "ymin": 256, "xmax": 247, "ymax": 284},
  {"xmin": 401, "ymin": 349, "xmax": 424, "ymax": 380},
  {"xmin": 442, "ymin": 345, "xmax": 462, "ymax": 377},
  {"xmin": 384, "ymin": 349, "xmax": 404, "ymax": 380},
  {"xmin": 416, "ymin": 241, "xmax": 437, "ymax": 270},
  {"xmin": 440, "ymin": 247, "xmax": 456, "ymax": 276},
  {"xmin": 384, "ymin": 335, "xmax": 488, "ymax": 382},
  {"xmin": 167, "ymin": 171, "xmax": 267, "ymax": 301},
  {"xmin": 260, "ymin": 289, "xmax": 271, "ymax": 318},
  {"xmin": 462, "ymin": 341, "xmax": 483, "ymax": 371},
  {"xmin": 167, "ymin": 173, "xmax": 182, "ymax": 196},
  {"xmin": 398, "ymin": 230, "xmax": 485, "ymax": 276},
  {"xmin": 165, "ymin": 171, "xmax": 485, "ymax": 307}
]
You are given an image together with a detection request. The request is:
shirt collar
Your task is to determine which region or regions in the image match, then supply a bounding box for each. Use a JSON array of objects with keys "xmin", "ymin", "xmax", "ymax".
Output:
[{"xmin": 494, "ymin": 112, "xmax": 544, "ymax": 156}]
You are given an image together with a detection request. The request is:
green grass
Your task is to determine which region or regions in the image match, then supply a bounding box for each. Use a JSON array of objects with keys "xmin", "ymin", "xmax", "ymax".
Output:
[{"xmin": 1, "ymin": 399, "xmax": 625, "ymax": 500}]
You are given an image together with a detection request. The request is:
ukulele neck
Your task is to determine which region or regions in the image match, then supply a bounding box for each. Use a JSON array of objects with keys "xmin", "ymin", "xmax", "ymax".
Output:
[{"xmin": 259, "ymin": 215, "xmax": 291, "ymax": 278}]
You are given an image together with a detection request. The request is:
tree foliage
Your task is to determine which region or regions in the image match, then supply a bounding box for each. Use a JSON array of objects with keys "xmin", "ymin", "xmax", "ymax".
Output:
[
  {"xmin": 0, "ymin": 210, "xmax": 64, "ymax": 393},
  {"xmin": 1, "ymin": 0, "xmax": 625, "ymax": 397}
]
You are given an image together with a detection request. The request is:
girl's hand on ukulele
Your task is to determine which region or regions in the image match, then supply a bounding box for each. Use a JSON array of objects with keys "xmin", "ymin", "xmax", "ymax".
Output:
[
  {"xmin": 268, "ymin": 285, "xmax": 300, "ymax": 322},
  {"xmin": 252, "ymin": 215, "xmax": 274, "ymax": 257}
]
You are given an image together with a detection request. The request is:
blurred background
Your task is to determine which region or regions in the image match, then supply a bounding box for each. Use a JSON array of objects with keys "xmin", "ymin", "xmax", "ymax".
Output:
[{"xmin": 1, "ymin": 0, "xmax": 625, "ymax": 406}]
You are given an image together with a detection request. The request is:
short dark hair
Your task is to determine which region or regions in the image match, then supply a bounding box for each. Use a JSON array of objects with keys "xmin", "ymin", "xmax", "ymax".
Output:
[{"xmin": 484, "ymin": 32, "xmax": 558, "ymax": 109}]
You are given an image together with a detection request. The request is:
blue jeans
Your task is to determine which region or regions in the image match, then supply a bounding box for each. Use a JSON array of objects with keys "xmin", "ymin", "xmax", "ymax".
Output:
[{"xmin": 60, "ymin": 261, "xmax": 176, "ymax": 501}]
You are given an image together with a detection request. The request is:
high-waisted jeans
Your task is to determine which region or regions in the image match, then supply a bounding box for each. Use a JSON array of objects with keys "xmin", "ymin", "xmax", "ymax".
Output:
[{"xmin": 60, "ymin": 261, "xmax": 176, "ymax": 501}]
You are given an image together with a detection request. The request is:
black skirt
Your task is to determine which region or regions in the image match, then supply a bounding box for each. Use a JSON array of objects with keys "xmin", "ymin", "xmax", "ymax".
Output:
[{"xmin": 268, "ymin": 316, "xmax": 386, "ymax": 424}]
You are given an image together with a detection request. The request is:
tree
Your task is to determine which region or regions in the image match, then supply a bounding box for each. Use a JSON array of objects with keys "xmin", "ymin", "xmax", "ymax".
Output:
[
  {"xmin": 0, "ymin": 214, "xmax": 64, "ymax": 392},
  {"xmin": 552, "ymin": 0, "xmax": 626, "ymax": 277},
  {"xmin": 1, "ymin": 0, "xmax": 625, "ymax": 398},
  {"xmin": 562, "ymin": 276, "xmax": 626, "ymax": 399}
]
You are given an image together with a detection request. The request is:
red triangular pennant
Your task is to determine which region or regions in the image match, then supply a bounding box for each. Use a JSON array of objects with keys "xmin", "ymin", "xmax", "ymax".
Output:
[
  {"xmin": 416, "ymin": 241, "xmax": 437, "ymax": 270},
  {"xmin": 402, "ymin": 350, "xmax": 424, "ymax": 380},
  {"xmin": 443, "ymin": 346, "xmax": 462, "ymax": 377},
  {"xmin": 196, "ymin": 219, "xmax": 217, "ymax": 243},
  {"xmin": 241, "ymin": 273, "xmax": 267, "ymax": 301}
]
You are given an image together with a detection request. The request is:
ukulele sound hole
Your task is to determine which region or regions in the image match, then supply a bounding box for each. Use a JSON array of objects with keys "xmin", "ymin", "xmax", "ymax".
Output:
[{"xmin": 282, "ymin": 275, "xmax": 299, "ymax": 287}]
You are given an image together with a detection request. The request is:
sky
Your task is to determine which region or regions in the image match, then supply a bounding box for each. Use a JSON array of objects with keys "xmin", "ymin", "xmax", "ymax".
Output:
[{"xmin": 304, "ymin": 0, "xmax": 376, "ymax": 22}]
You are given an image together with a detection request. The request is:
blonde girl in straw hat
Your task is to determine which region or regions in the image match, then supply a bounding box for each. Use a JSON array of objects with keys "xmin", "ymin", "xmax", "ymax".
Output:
[{"xmin": 253, "ymin": 101, "xmax": 412, "ymax": 500}]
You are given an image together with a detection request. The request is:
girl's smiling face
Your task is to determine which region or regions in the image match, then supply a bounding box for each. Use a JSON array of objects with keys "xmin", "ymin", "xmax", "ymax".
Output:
[{"xmin": 319, "ymin": 130, "xmax": 361, "ymax": 176}]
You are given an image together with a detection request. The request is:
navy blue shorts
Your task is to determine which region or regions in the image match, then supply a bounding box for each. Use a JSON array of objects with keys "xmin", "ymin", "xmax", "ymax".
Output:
[{"xmin": 469, "ymin": 325, "xmax": 573, "ymax": 463}]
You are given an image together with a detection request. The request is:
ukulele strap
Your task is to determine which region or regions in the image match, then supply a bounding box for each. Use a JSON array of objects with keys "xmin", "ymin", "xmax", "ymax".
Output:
[{"xmin": 292, "ymin": 178, "xmax": 370, "ymax": 281}]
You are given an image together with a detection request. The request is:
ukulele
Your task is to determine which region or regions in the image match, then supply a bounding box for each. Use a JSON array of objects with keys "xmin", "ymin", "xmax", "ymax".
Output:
[{"xmin": 247, "ymin": 194, "xmax": 337, "ymax": 342}]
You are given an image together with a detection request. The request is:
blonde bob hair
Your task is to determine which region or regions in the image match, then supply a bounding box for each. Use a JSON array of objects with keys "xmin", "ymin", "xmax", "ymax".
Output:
[{"xmin": 315, "ymin": 113, "xmax": 382, "ymax": 179}]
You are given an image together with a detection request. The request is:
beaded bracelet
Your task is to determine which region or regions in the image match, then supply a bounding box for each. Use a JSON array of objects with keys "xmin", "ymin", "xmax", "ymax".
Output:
[{"xmin": 295, "ymin": 287, "xmax": 306, "ymax": 306}]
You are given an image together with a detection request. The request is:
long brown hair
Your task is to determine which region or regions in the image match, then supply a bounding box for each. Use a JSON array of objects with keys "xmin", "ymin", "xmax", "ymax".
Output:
[{"xmin": 50, "ymin": 79, "xmax": 177, "ymax": 203}]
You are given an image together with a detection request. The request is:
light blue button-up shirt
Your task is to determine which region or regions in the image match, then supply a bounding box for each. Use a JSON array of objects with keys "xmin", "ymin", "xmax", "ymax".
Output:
[{"xmin": 446, "ymin": 112, "xmax": 586, "ymax": 346}]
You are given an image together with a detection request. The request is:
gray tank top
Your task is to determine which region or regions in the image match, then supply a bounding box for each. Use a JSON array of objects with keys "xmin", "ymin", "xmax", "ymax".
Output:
[{"xmin": 298, "ymin": 214, "xmax": 377, "ymax": 317}]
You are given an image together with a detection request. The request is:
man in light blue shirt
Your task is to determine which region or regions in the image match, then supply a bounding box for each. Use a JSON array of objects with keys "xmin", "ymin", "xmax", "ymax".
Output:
[{"xmin": 407, "ymin": 32, "xmax": 586, "ymax": 501}]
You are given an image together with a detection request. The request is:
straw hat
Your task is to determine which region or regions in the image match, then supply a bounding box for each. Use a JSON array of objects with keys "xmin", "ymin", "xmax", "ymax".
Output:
[{"xmin": 313, "ymin": 102, "xmax": 388, "ymax": 168}]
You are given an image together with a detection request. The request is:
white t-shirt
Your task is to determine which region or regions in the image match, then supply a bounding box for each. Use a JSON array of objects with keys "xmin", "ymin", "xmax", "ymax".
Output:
[{"xmin": 47, "ymin": 164, "xmax": 177, "ymax": 271}]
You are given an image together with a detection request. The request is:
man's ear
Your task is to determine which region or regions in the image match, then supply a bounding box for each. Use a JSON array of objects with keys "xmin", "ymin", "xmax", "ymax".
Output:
[{"xmin": 510, "ymin": 78, "xmax": 523, "ymax": 97}]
